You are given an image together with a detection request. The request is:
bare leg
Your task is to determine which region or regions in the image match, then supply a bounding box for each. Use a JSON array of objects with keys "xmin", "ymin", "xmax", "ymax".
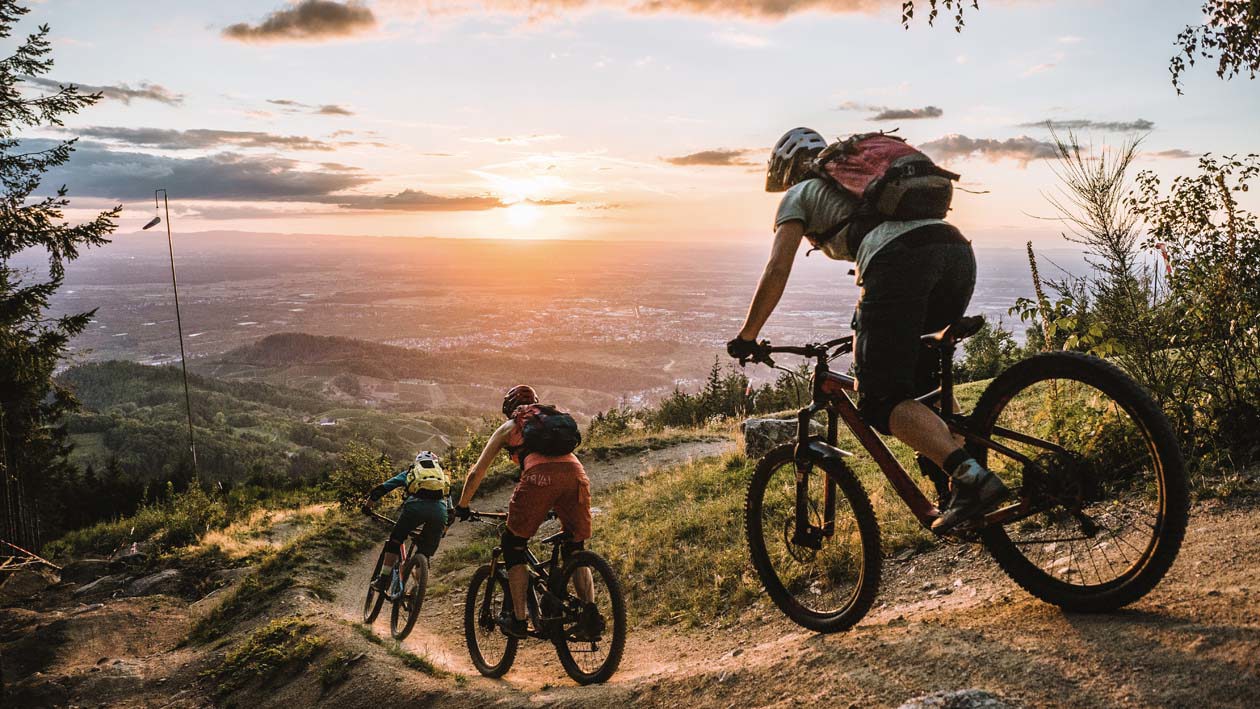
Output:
[
  {"xmin": 572, "ymin": 567, "xmax": 595, "ymax": 604},
  {"xmin": 508, "ymin": 564, "xmax": 529, "ymax": 620},
  {"xmin": 888, "ymin": 399, "xmax": 963, "ymax": 468}
]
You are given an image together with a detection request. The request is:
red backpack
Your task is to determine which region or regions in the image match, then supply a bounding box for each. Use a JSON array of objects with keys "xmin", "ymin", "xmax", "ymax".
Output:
[{"xmin": 815, "ymin": 132, "xmax": 960, "ymax": 222}]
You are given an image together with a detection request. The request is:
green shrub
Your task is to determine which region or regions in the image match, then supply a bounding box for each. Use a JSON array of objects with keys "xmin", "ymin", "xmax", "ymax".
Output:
[{"xmin": 325, "ymin": 442, "xmax": 395, "ymax": 510}]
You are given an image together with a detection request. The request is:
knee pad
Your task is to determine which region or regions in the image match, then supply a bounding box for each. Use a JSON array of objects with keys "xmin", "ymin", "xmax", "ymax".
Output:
[
  {"xmin": 858, "ymin": 394, "xmax": 903, "ymax": 436},
  {"xmin": 501, "ymin": 531, "xmax": 529, "ymax": 567},
  {"xmin": 383, "ymin": 538, "xmax": 402, "ymax": 556},
  {"xmin": 560, "ymin": 540, "xmax": 585, "ymax": 563}
]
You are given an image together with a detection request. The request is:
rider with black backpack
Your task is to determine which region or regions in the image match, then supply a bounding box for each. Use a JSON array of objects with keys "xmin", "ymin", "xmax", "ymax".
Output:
[
  {"xmin": 453, "ymin": 385, "xmax": 600, "ymax": 639},
  {"xmin": 727, "ymin": 127, "xmax": 1009, "ymax": 532}
]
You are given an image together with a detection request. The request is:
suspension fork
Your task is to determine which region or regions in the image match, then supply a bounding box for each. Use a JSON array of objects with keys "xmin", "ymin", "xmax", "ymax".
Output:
[{"xmin": 792, "ymin": 402, "xmax": 828, "ymax": 550}]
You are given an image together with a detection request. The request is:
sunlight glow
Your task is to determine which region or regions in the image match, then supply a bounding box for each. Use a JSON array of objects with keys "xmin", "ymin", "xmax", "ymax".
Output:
[{"xmin": 505, "ymin": 202, "xmax": 542, "ymax": 228}]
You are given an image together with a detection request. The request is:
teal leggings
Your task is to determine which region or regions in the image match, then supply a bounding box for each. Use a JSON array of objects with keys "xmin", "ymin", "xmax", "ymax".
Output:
[{"xmin": 387, "ymin": 498, "xmax": 448, "ymax": 558}]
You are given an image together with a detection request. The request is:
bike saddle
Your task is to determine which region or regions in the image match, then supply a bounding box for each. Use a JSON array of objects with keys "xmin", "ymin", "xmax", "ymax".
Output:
[{"xmin": 922, "ymin": 315, "xmax": 985, "ymax": 344}]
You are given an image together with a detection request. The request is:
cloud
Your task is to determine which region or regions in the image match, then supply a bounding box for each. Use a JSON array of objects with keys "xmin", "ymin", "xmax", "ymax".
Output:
[
  {"xmin": 1058, "ymin": 35, "xmax": 1084, "ymax": 44},
  {"xmin": 1020, "ymin": 118, "xmax": 1155, "ymax": 132},
  {"xmin": 464, "ymin": 134, "xmax": 563, "ymax": 146},
  {"xmin": 1022, "ymin": 62, "xmax": 1057, "ymax": 77},
  {"xmin": 711, "ymin": 29, "xmax": 770, "ymax": 48},
  {"xmin": 334, "ymin": 190, "xmax": 573, "ymax": 212},
  {"xmin": 837, "ymin": 101, "xmax": 943, "ymax": 121},
  {"xmin": 413, "ymin": 0, "xmax": 890, "ymax": 21},
  {"xmin": 223, "ymin": 0, "xmax": 376, "ymax": 42},
  {"xmin": 919, "ymin": 134, "xmax": 1058, "ymax": 165},
  {"xmin": 33, "ymin": 140, "xmax": 371, "ymax": 201},
  {"xmin": 69, "ymin": 126, "xmax": 335, "ymax": 151},
  {"xmin": 268, "ymin": 98, "xmax": 356, "ymax": 116},
  {"xmin": 662, "ymin": 148, "xmax": 759, "ymax": 166},
  {"xmin": 23, "ymin": 76, "xmax": 183, "ymax": 105},
  {"xmin": 1147, "ymin": 149, "xmax": 1198, "ymax": 159}
]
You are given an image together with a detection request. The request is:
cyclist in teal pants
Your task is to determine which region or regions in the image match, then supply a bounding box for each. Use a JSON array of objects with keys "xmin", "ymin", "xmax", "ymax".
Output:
[{"xmin": 362, "ymin": 451, "xmax": 452, "ymax": 592}]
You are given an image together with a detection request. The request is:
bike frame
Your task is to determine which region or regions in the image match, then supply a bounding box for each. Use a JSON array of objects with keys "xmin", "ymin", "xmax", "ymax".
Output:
[
  {"xmin": 473, "ymin": 512, "xmax": 573, "ymax": 641},
  {"xmin": 784, "ymin": 335, "xmax": 1064, "ymax": 536}
]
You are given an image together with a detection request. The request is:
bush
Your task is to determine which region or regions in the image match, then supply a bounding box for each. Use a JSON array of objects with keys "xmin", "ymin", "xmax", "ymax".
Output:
[
  {"xmin": 325, "ymin": 441, "xmax": 395, "ymax": 510},
  {"xmin": 202, "ymin": 616, "xmax": 326, "ymax": 694}
]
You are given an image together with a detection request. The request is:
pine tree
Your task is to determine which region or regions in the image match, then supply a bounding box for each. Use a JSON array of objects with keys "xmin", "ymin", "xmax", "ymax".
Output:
[{"xmin": 0, "ymin": 1, "xmax": 119, "ymax": 550}]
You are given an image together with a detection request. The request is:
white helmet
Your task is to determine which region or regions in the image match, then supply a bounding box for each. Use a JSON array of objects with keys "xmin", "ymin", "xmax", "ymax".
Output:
[
  {"xmin": 414, "ymin": 451, "xmax": 440, "ymax": 469},
  {"xmin": 766, "ymin": 127, "xmax": 828, "ymax": 192}
]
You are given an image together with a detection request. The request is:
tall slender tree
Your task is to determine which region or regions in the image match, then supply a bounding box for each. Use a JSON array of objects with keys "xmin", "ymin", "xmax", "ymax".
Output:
[{"xmin": 0, "ymin": 0, "xmax": 119, "ymax": 550}]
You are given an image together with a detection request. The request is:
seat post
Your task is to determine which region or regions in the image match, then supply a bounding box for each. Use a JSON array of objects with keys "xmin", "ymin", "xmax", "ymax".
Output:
[{"xmin": 939, "ymin": 336, "xmax": 955, "ymax": 417}]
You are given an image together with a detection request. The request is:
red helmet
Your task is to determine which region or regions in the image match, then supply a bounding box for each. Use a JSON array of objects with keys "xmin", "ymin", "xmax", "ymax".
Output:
[{"xmin": 502, "ymin": 385, "xmax": 538, "ymax": 417}]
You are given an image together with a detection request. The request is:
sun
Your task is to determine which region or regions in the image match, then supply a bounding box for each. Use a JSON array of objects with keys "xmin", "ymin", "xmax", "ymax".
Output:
[{"xmin": 505, "ymin": 202, "xmax": 542, "ymax": 228}]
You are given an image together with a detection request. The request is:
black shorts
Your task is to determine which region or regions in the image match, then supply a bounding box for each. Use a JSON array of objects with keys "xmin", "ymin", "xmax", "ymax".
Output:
[{"xmin": 851, "ymin": 224, "xmax": 976, "ymax": 434}]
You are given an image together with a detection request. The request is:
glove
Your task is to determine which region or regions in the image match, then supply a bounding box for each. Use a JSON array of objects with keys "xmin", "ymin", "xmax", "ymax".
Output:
[
  {"xmin": 360, "ymin": 498, "xmax": 374, "ymax": 515},
  {"xmin": 454, "ymin": 505, "xmax": 472, "ymax": 521},
  {"xmin": 726, "ymin": 336, "xmax": 764, "ymax": 362}
]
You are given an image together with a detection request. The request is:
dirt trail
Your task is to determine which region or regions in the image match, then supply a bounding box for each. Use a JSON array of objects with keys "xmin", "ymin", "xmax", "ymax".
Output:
[{"xmin": 339, "ymin": 446, "xmax": 1260, "ymax": 709}]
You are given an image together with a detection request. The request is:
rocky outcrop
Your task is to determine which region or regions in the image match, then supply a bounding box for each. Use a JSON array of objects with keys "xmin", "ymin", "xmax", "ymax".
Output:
[
  {"xmin": 125, "ymin": 569, "xmax": 183, "ymax": 597},
  {"xmin": 71, "ymin": 573, "xmax": 129, "ymax": 599},
  {"xmin": 60, "ymin": 558, "xmax": 111, "ymax": 585},
  {"xmin": 740, "ymin": 417, "xmax": 825, "ymax": 459},
  {"xmin": 0, "ymin": 569, "xmax": 53, "ymax": 605}
]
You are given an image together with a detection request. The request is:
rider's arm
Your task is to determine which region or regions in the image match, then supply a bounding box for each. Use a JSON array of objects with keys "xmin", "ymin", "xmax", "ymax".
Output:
[
  {"xmin": 456, "ymin": 420, "xmax": 515, "ymax": 507},
  {"xmin": 367, "ymin": 468, "xmax": 409, "ymax": 502},
  {"xmin": 737, "ymin": 220, "xmax": 805, "ymax": 341}
]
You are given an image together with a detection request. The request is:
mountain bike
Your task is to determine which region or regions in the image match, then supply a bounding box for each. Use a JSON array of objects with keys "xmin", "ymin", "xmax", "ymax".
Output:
[
  {"xmin": 362, "ymin": 509, "xmax": 435, "ymax": 640},
  {"xmin": 461, "ymin": 510, "xmax": 626, "ymax": 685},
  {"xmin": 736, "ymin": 315, "xmax": 1189, "ymax": 633}
]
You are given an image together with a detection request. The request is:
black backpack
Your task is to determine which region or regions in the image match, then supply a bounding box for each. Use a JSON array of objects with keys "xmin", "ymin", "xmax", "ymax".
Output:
[{"xmin": 515, "ymin": 404, "xmax": 582, "ymax": 457}]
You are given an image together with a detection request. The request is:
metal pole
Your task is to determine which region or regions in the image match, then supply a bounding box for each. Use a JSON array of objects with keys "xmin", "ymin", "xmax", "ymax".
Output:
[{"xmin": 158, "ymin": 189, "xmax": 198, "ymax": 475}]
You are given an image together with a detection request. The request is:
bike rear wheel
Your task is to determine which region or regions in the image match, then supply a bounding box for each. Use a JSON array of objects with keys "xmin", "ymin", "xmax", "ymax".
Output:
[
  {"xmin": 464, "ymin": 564, "xmax": 518, "ymax": 677},
  {"xmin": 550, "ymin": 550, "xmax": 627, "ymax": 685},
  {"xmin": 391, "ymin": 553, "xmax": 428, "ymax": 640},
  {"xmin": 362, "ymin": 551, "xmax": 386, "ymax": 624},
  {"xmin": 744, "ymin": 443, "xmax": 881, "ymax": 633},
  {"xmin": 970, "ymin": 351, "xmax": 1189, "ymax": 611}
]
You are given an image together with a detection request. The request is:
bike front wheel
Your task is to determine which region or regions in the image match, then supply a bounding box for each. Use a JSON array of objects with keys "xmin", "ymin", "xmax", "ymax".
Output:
[
  {"xmin": 391, "ymin": 554, "xmax": 428, "ymax": 640},
  {"xmin": 464, "ymin": 564, "xmax": 518, "ymax": 678},
  {"xmin": 362, "ymin": 551, "xmax": 386, "ymax": 624},
  {"xmin": 970, "ymin": 351, "xmax": 1189, "ymax": 611},
  {"xmin": 550, "ymin": 550, "xmax": 627, "ymax": 685},
  {"xmin": 744, "ymin": 443, "xmax": 882, "ymax": 633}
]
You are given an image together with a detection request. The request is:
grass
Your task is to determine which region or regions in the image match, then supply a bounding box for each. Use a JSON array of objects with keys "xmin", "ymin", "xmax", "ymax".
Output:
[
  {"xmin": 350, "ymin": 622, "xmax": 445, "ymax": 676},
  {"xmin": 188, "ymin": 509, "xmax": 372, "ymax": 643},
  {"xmin": 318, "ymin": 650, "xmax": 359, "ymax": 690},
  {"xmin": 202, "ymin": 616, "xmax": 326, "ymax": 695}
]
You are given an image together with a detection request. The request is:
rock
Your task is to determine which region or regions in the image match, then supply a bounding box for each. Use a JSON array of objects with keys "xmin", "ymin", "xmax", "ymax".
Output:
[
  {"xmin": 109, "ymin": 542, "xmax": 153, "ymax": 570},
  {"xmin": 60, "ymin": 558, "xmax": 112, "ymax": 585},
  {"xmin": 898, "ymin": 689, "xmax": 1020, "ymax": 709},
  {"xmin": 0, "ymin": 569, "xmax": 53, "ymax": 604},
  {"xmin": 125, "ymin": 569, "xmax": 182, "ymax": 597},
  {"xmin": 209, "ymin": 567, "xmax": 251, "ymax": 585},
  {"xmin": 740, "ymin": 417, "xmax": 826, "ymax": 458},
  {"xmin": 71, "ymin": 573, "xmax": 129, "ymax": 599}
]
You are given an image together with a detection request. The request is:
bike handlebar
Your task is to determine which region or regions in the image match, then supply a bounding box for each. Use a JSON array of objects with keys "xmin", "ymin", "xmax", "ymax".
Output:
[{"xmin": 739, "ymin": 335, "xmax": 854, "ymax": 366}]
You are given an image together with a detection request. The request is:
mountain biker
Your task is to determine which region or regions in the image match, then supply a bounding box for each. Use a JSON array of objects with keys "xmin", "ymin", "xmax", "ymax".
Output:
[
  {"xmin": 362, "ymin": 451, "xmax": 452, "ymax": 592},
  {"xmin": 727, "ymin": 127, "xmax": 1008, "ymax": 532},
  {"xmin": 452, "ymin": 385, "xmax": 601, "ymax": 640}
]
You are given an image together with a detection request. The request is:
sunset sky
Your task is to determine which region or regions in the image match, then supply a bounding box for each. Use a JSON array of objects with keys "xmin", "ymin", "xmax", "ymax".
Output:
[{"xmin": 23, "ymin": 0, "xmax": 1260, "ymax": 246}]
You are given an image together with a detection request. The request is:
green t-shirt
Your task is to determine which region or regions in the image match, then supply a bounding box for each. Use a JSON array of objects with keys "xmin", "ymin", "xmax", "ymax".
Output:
[{"xmin": 774, "ymin": 177, "xmax": 948, "ymax": 282}]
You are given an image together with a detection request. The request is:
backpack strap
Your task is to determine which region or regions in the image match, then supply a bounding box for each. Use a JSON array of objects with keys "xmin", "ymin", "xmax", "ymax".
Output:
[{"xmin": 815, "ymin": 204, "xmax": 884, "ymax": 258}]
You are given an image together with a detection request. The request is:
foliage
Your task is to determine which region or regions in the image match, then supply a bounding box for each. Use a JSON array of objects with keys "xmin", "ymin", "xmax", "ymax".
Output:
[
  {"xmin": 1171, "ymin": 1, "xmax": 1260, "ymax": 92},
  {"xmin": 1129, "ymin": 153, "xmax": 1260, "ymax": 468},
  {"xmin": 0, "ymin": 0, "xmax": 120, "ymax": 550},
  {"xmin": 202, "ymin": 616, "xmax": 326, "ymax": 695},
  {"xmin": 325, "ymin": 441, "xmax": 395, "ymax": 510},
  {"xmin": 903, "ymin": 0, "xmax": 1260, "ymax": 94},
  {"xmin": 953, "ymin": 320, "xmax": 1023, "ymax": 382}
]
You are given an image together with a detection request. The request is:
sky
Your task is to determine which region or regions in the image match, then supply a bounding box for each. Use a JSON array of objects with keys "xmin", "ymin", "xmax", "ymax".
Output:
[{"xmin": 17, "ymin": 0, "xmax": 1260, "ymax": 246}]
